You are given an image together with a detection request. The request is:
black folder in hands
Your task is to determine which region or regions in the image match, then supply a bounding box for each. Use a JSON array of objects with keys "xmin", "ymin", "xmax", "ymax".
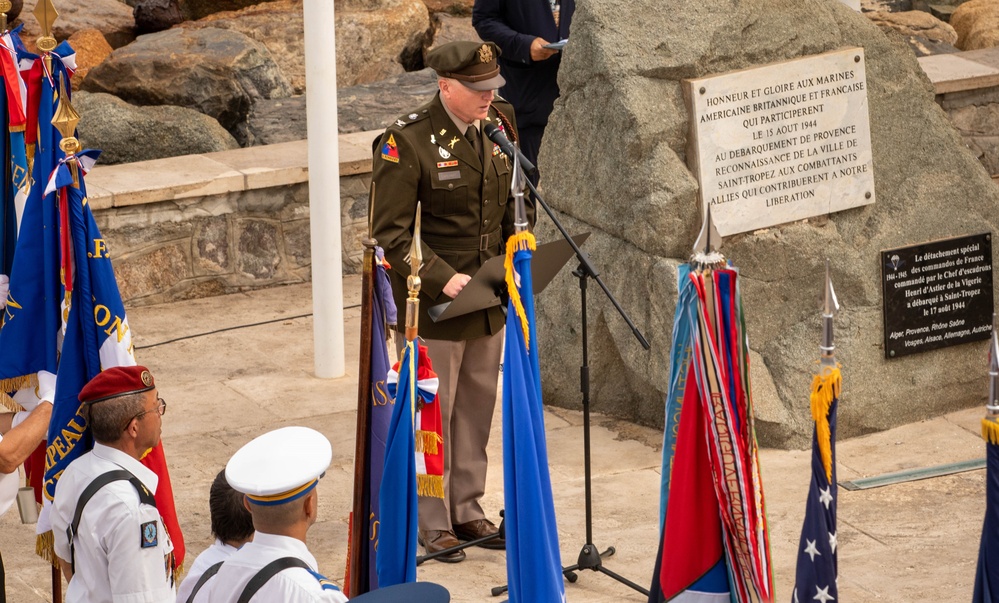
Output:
[{"xmin": 427, "ymin": 232, "xmax": 590, "ymax": 323}]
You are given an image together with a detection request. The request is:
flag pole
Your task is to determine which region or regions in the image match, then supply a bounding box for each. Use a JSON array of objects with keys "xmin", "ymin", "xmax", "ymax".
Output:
[
  {"xmin": 405, "ymin": 204, "xmax": 422, "ymax": 345},
  {"xmin": 48, "ymin": 76, "xmax": 80, "ymax": 603},
  {"xmin": 347, "ymin": 182, "xmax": 378, "ymax": 597}
]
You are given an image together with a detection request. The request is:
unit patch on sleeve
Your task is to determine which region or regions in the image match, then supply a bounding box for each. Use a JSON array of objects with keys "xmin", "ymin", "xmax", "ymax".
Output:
[
  {"xmin": 381, "ymin": 134, "xmax": 400, "ymax": 163},
  {"xmin": 140, "ymin": 521, "xmax": 158, "ymax": 548}
]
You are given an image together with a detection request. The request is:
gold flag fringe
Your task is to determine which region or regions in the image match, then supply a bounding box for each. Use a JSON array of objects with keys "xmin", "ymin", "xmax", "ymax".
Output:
[
  {"xmin": 417, "ymin": 474, "xmax": 444, "ymax": 499},
  {"xmin": 36, "ymin": 531, "xmax": 57, "ymax": 566},
  {"xmin": 0, "ymin": 374, "xmax": 37, "ymax": 411},
  {"xmin": 0, "ymin": 390, "xmax": 21, "ymax": 412},
  {"xmin": 983, "ymin": 417, "xmax": 999, "ymax": 445},
  {"xmin": 415, "ymin": 430, "xmax": 441, "ymax": 455},
  {"xmin": 504, "ymin": 231, "xmax": 536, "ymax": 351},
  {"xmin": 810, "ymin": 366, "xmax": 841, "ymax": 482}
]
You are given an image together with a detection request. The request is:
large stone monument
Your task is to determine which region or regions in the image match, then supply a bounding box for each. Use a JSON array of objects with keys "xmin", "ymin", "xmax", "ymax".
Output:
[{"xmin": 535, "ymin": 0, "xmax": 999, "ymax": 448}]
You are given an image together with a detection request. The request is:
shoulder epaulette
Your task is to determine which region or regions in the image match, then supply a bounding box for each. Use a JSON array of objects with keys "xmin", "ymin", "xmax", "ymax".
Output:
[
  {"xmin": 391, "ymin": 107, "xmax": 432, "ymax": 129},
  {"xmin": 306, "ymin": 568, "xmax": 342, "ymax": 592}
]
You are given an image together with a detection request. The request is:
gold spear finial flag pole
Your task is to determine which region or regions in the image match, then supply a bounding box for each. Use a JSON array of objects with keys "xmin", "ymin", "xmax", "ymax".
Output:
[
  {"xmin": 33, "ymin": 0, "xmax": 58, "ymax": 71},
  {"xmin": 405, "ymin": 203, "xmax": 422, "ymax": 343},
  {"xmin": 0, "ymin": 0, "xmax": 12, "ymax": 33},
  {"xmin": 51, "ymin": 78, "xmax": 81, "ymax": 186}
]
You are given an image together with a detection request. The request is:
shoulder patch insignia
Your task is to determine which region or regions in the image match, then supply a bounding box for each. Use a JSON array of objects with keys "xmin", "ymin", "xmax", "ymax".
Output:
[
  {"xmin": 395, "ymin": 119, "xmax": 406, "ymax": 127},
  {"xmin": 409, "ymin": 113, "xmax": 419, "ymax": 119},
  {"xmin": 381, "ymin": 134, "xmax": 399, "ymax": 163},
  {"xmin": 140, "ymin": 521, "xmax": 158, "ymax": 548}
]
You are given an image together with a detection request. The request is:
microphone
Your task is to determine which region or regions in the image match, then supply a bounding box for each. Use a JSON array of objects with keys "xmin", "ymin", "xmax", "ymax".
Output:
[{"xmin": 483, "ymin": 123, "xmax": 537, "ymax": 175}]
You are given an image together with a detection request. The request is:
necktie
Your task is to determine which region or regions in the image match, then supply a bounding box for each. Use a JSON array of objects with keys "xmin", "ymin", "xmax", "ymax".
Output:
[{"xmin": 465, "ymin": 125, "xmax": 480, "ymax": 157}]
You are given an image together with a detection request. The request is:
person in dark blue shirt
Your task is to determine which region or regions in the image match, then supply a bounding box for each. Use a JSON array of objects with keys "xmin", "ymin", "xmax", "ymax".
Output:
[{"xmin": 473, "ymin": 0, "xmax": 575, "ymax": 179}]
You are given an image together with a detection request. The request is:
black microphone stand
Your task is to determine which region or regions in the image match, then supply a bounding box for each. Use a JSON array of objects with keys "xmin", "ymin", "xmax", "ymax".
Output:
[{"xmin": 489, "ymin": 157, "xmax": 652, "ymax": 598}]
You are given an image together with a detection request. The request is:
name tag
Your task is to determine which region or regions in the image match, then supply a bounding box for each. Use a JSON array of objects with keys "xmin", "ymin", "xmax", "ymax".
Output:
[{"xmin": 437, "ymin": 170, "xmax": 461, "ymax": 181}]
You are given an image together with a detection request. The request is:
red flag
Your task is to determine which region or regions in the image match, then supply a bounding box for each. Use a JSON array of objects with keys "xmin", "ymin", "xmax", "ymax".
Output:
[{"xmin": 141, "ymin": 442, "xmax": 185, "ymax": 569}]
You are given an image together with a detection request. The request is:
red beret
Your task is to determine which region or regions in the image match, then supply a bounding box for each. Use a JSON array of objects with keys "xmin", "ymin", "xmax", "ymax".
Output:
[{"xmin": 79, "ymin": 365, "xmax": 156, "ymax": 405}]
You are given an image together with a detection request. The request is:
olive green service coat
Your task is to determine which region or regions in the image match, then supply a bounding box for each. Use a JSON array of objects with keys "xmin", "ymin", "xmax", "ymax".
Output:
[{"xmin": 371, "ymin": 93, "xmax": 534, "ymax": 341}]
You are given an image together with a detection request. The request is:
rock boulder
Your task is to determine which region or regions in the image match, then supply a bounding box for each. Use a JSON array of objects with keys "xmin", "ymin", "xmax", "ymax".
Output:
[
  {"xmin": 67, "ymin": 29, "xmax": 113, "ymax": 91},
  {"xmin": 425, "ymin": 12, "xmax": 481, "ymax": 62},
  {"xmin": 75, "ymin": 91, "xmax": 239, "ymax": 164},
  {"xmin": 81, "ymin": 27, "xmax": 292, "ymax": 145},
  {"xmin": 952, "ymin": 0, "xmax": 999, "ymax": 50},
  {"xmin": 536, "ymin": 0, "xmax": 999, "ymax": 447},
  {"xmin": 180, "ymin": 0, "xmax": 306, "ymax": 94},
  {"xmin": 866, "ymin": 10, "xmax": 958, "ymax": 44},
  {"xmin": 18, "ymin": 0, "xmax": 135, "ymax": 49},
  {"xmin": 335, "ymin": 0, "xmax": 432, "ymax": 85}
]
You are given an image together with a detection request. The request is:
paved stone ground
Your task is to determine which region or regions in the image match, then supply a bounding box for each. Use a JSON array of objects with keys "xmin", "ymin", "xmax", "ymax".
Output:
[{"xmin": 0, "ymin": 278, "xmax": 988, "ymax": 601}]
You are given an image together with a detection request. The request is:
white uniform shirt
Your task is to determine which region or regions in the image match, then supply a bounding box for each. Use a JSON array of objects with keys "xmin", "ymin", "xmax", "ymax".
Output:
[
  {"xmin": 196, "ymin": 532, "xmax": 347, "ymax": 603},
  {"xmin": 0, "ymin": 432, "xmax": 17, "ymax": 517},
  {"xmin": 51, "ymin": 443, "xmax": 175, "ymax": 603},
  {"xmin": 175, "ymin": 540, "xmax": 239, "ymax": 603}
]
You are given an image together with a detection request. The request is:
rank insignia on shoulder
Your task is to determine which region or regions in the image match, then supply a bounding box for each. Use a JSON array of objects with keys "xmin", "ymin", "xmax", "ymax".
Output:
[
  {"xmin": 140, "ymin": 521, "xmax": 158, "ymax": 548},
  {"xmin": 409, "ymin": 113, "xmax": 419, "ymax": 119},
  {"xmin": 381, "ymin": 134, "xmax": 400, "ymax": 163},
  {"xmin": 395, "ymin": 119, "xmax": 406, "ymax": 127}
]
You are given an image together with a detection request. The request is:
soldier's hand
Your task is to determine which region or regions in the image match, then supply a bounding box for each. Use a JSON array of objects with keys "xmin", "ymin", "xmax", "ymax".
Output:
[
  {"xmin": 444, "ymin": 273, "xmax": 472, "ymax": 298},
  {"xmin": 530, "ymin": 38, "xmax": 558, "ymax": 62}
]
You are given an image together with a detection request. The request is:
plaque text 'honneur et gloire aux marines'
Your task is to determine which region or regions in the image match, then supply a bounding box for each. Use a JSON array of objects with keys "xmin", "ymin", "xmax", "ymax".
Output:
[{"xmin": 685, "ymin": 47, "xmax": 875, "ymax": 237}]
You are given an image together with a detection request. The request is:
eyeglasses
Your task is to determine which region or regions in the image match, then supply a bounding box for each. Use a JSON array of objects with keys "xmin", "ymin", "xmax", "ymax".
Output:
[{"xmin": 127, "ymin": 398, "xmax": 166, "ymax": 425}]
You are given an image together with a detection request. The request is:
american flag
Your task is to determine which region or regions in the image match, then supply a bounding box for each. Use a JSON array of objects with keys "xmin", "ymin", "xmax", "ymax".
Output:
[{"xmin": 791, "ymin": 370, "xmax": 840, "ymax": 603}]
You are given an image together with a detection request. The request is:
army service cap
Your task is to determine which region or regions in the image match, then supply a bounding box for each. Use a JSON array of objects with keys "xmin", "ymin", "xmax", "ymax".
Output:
[
  {"xmin": 226, "ymin": 426, "xmax": 332, "ymax": 506},
  {"xmin": 426, "ymin": 41, "xmax": 505, "ymax": 91}
]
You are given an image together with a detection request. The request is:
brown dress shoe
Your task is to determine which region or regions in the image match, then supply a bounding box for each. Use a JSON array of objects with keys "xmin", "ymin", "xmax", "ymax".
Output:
[
  {"xmin": 418, "ymin": 529, "xmax": 466, "ymax": 563},
  {"xmin": 453, "ymin": 518, "xmax": 505, "ymax": 550}
]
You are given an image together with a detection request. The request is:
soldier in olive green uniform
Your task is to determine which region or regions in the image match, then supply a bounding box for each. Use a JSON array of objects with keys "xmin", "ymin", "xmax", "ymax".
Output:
[{"xmin": 371, "ymin": 41, "xmax": 535, "ymax": 563}]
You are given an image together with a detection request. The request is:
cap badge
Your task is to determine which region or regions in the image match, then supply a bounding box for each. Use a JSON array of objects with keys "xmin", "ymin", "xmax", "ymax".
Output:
[
  {"xmin": 141, "ymin": 371, "xmax": 153, "ymax": 387},
  {"xmin": 478, "ymin": 44, "xmax": 493, "ymax": 63}
]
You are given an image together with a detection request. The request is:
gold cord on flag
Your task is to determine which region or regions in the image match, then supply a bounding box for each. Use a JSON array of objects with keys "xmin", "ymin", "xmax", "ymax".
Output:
[
  {"xmin": 810, "ymin": 365, "xmax": 841, "ymax": 482},
  {"xmin": 504, "ymin": 231, "xmax": 536, "ymax": 351},
  {"xmin": 983, "ymin": 416, "xmax": 999, "ymax": 445}
]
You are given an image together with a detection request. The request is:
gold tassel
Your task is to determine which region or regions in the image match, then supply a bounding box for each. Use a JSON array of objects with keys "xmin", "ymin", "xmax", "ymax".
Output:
[
  {"xmin": 983, "ymin": 417, "xmax": 999, "ymax": 445},
  {"xmin": 415, "ymin": 430, "xmax": 442, "ymax": 455},
  {"xmin": 503, "ymin": 231, "xmax": 536, "ymax": 351},
  {"xmin": 417, "ymin": 474, "xmax": 444, "ymax": 499},
  {"xmin": 810, "ymin": 366, "xmax": 841, "ymax": 483},
  {"xmin": 36, "ymin": 531, "xmax": 57, "ymax": 565}
]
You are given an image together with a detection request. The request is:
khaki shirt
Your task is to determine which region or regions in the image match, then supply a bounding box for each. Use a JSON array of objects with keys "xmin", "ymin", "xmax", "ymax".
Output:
[{"xmin": 371, "ymin": 93, "xmax": 533, "ymax": 341}]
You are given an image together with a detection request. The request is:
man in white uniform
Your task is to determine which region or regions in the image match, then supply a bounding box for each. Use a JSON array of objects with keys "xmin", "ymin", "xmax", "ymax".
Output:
[
  {"xmin": 51, "ymin": 365, "xmax": 176, "ymax": 603},
  {"xmin": 196, "ymin": 426, "xmax": 348, "ymax": 603},
  {"xmin": 175, "ymin": 469, "xmax": 255, "ymax": 603}
]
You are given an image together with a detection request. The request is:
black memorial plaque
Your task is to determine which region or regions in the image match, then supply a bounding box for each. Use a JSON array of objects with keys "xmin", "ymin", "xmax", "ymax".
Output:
[{"xmin": 882, "ymin": 232, "xmax": 994, "ymax": 359}]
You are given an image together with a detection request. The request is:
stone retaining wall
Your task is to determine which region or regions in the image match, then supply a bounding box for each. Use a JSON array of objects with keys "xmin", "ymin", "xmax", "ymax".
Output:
[
  {"xmin": 919, "ymin": 49, "xmax": 999, "ymax": 180},
  {"xmin": 86, "ymin": 135, "xmax": 376, "ymax": 307}
]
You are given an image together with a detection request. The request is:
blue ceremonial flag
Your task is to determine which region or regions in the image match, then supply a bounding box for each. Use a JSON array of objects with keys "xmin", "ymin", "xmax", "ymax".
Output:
[
  {"xmin": 42, "ymin": 150, "xmax": 137, "ymax": 511},
  {"xmin": 502, "ymin": 231, "xmax": 565, "ymax": 603},
  {"xmin": 364, "ymin": 250, "xmax": 397, "ymax": 591},
  {"xmin": 791, "ymin": 369, "xmax": 840, "ymax": 603},
  {"xmin": 975, "ymin": 414, "xmax": 999, "ymax": 602},
  {"xmin": 377, "ymin": 338, "xmax": 419, "ymax": 587}
]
